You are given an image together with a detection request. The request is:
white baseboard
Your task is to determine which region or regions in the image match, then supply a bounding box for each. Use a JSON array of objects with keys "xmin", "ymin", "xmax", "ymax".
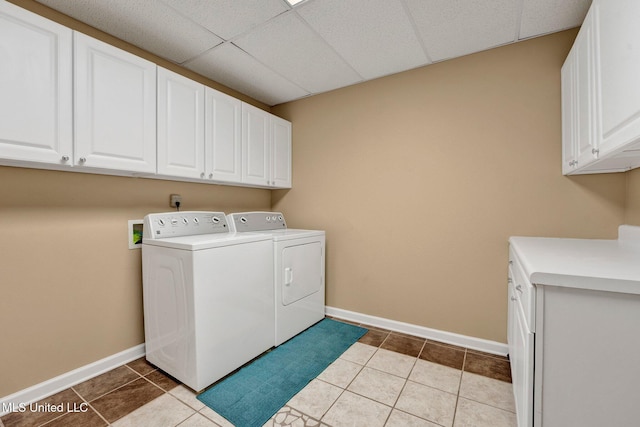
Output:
[
  {"xmin": 0, "ymin": 344, "xmax": 145, "ymax": 417},
  {"xmin": 325, "ymin": 306, "xmax": 508, "ymax": 357}
]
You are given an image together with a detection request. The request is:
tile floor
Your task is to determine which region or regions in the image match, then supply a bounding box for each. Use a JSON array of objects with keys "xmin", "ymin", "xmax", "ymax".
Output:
[{"xmin": 1, "ymin": 321, "xmax": 516, "ymax": 427}]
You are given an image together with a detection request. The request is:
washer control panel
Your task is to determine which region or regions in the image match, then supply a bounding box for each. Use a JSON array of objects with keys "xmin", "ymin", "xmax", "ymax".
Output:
[
  {"xmin": 227, "ymin": 211, "xmax": 287, "ymax": 232},
  {"xmin": 143, "ymin": 211, "xmax": 228, "ymax": 239}
]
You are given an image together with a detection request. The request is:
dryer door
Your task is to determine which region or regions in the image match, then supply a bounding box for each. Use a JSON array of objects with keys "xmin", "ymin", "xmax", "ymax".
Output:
[{"xmin": 281, "ymin": 241, "xmax": 322, "ymax": 305}]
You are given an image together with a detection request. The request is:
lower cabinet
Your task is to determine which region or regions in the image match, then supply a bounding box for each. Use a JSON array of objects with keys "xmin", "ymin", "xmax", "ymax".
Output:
[{"xmin": 508, "ymin": 246, "xmax": 640, "ymax": 427}]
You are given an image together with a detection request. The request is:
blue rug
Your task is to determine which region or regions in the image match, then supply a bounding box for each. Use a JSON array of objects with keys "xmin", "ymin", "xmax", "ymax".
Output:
[{"xmin": 197, "ymin": 318, "xmax": 367, "ymax": 427}]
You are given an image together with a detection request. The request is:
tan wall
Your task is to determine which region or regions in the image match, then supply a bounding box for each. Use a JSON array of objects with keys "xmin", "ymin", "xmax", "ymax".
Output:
[
  {"xmin": 625, "ymin": 169, "xmax": 640, "ymax": 225},
  {"xmin": 272, "ymin": 29, "xmax": 627, "ymax": 344},
  {"xmin": 0, "ymin": 1, "xmax": 272, "ymax": 397}
]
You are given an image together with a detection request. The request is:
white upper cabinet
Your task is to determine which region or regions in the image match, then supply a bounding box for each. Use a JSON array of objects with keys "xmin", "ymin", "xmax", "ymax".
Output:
[
  {"xmin": 242, "ymin": 103, "xmax": 292, "ymax": 188},
  {"xmin": 74, "ymin": 32, "xmax": 156, "ymax": 173},
  {"xmin": 562, "ymin": 0, "xmax": 640, "ymax": 175},
  {"xmin": 0, "ymin": 1, "xmax": 72, "ymax": 166},
  {"xmin": 271, "ymin": 116, "xmax": 292, "ymax": 189},
  {"xmin": 157, "ymin": 67, "xmax": 205, "ymax": 179},
  {"xmin": 0, "ymin": 3, "xmax": 292, "ymax": 188},
  {"xmin": 205, "ymin": 88, "xmax": 242, "ymax": 183},
  {"xmin": 596, "ymin": 1, "xmax": 640, "ymax": 155},
  {"xmin": 561, "ymin": 8, "xmax": 597, "ymax": 174},
  {"xmin": 561, "ymin": 50, "xmax": 577, "ymax": 175},
  {"xmin": 242, "ymin": 103, "xmax": 272, "ymax": 187}
]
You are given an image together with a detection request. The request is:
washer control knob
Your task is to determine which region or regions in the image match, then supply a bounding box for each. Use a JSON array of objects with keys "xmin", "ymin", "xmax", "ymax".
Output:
[
  {"xmin": 158, "ymin": 219, "xmax": 165, "ymax": 226},
  {"xmin": 171, "ymin": 218, "xmax": 178, "ymax": 225},
  {"xmin": 266, "ymin": 216, "xmax": 271, "ymax": 222},
  {"xmin": 182, "ymin": 217, "xmax": 188, "ymax": 224},
  {"xmin": 240, "ymin": 217, "xmax": 248, "ymax": 224},
  {"xmin": 193, "ymin": 217, "xmax": 200, "ymax": 224},
  {"xmin": 278, "ymin": 215, "xmax": 283, "ymax": 221},
  {"xmin": 211, "ymin": 216, "xmax": 220, "ymax": 223}
]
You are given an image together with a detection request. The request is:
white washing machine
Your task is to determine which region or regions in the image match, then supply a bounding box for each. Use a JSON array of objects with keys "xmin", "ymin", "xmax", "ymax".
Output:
[
  {"xmin": 227, "ymin": 212, "xmax": 325, "ymax": 346},
  {"xmin": 141, "ymin": 211, "xmax": 274, "ymax": 391}
]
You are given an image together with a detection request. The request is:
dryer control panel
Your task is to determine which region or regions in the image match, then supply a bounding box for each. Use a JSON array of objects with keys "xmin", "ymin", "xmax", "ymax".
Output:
[
  {"xmin": 143, "ymin": 211, "xmax": 228, "ymax": 239},
  {"xmin": 227, "ymin": 211, "xmax": 287, "ymax": 232}
]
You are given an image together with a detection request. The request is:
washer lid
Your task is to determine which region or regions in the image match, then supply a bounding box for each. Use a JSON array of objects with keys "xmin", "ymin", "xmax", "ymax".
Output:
[{"xmin": 142, "ymin": 232, "xmax": 272, "ymax": 250}]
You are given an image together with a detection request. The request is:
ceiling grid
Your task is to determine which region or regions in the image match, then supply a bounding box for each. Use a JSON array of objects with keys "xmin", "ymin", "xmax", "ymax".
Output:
[{"xmin": 35, "ymin": 0, "xmax": 592, "ymax": 106}]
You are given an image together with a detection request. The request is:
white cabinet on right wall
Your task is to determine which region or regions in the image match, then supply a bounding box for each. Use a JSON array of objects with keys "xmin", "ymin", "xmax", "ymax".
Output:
[
  {"xmin": 561, "ymin": 0, "xmax": 640, "ymax": 175},
  {"xmin": 596, "ymin": 1, "xmax": 640, "ymax": 156},
  {"xmin": 242, "ymin": 103, "xmax": 292, "ymax": 188}
]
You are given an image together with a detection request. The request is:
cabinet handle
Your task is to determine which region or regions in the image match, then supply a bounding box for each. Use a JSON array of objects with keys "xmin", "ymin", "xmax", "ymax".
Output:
[
  {"xmin": 509, "ymin": 260, "xmax": 513, "ymax": 265},
  {"xmin": 591, "ymin": 148, "xmax": 600, "ymax": 156},
  {"xmin": 516, "ymin": 285, "xmax": 523, "ymax": 292},
  {"xmin": 200, "ymin": 172, "xmax": 205, "ymax": 178},
  {"xmin": 61, "ymin": 155, "xmax": 69, "ymax": 162},
  {"xmin": 79, "ymin": 157, "xmax": 87, "ymax": 163},
  {"xmin": 209, "ymin": 173, "xmax": 213, "ymax": 179},
  {"xmin": 507, "ymin": 278, "xmax": 513, "ymax": 283},
  {"xmin": 511, "ymin": 296, "xmax": 517, "ymax": 302}
]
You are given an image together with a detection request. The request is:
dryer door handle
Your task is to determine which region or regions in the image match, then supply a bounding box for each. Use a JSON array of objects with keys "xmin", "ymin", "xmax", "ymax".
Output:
[{"xmin": 284, "ymin": 268, "xmax": 293, "ymax": 286}]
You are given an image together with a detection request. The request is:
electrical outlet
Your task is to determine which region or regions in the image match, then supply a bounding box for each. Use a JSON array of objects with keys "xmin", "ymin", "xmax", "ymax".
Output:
[{"xmin": 170, "ymin": 194, "xmax": 182, "ymax": 208}]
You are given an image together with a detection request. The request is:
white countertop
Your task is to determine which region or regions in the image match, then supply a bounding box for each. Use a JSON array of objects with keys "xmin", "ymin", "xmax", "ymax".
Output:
[{"xmin": 509, "ymin": 225, "xmax": 640, "ymax": 295}]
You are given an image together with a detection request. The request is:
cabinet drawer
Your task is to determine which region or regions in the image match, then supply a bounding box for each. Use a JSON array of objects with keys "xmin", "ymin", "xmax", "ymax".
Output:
[{"xmin": 509, "ymin": 247, "xmax": 536, "ymax": 332}]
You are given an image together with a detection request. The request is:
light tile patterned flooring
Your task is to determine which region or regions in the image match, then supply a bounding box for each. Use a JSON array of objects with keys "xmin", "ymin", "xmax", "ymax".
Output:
[{"xmin": 1, "ymin": 321, "xmax": 516, "ymax": 427}]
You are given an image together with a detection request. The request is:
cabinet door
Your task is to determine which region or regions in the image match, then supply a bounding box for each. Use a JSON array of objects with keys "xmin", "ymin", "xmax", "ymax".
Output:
[
  {"xmin": 574, "ymin": 9, "xmax": 598, "ymax": 168},
  {"xmin": 596, "ymin": 0, "xmax": 640, "ymax": 155},
  {"xmin": 242, "ymin": 103, "xmax": 271, "ymax": 187},
  {"xmin": 561, "ymin": 49, "xmax": 577, "ymax": 175},
  {"xmin": 205, "ymin": 88, "xmax": 242, "ymax": 182},
  {"xmin": 157, "ymin": 67, "xmax": 205, "ymax": 179},
  {"xmin": 271, "ymin": 116, "xmax": 292, "ymax": 188},
  {"xmin": 512, "ymin": 296, "xmax": 534, "ymax": 427},
  {"xmin": 561, "ymin": 7, "xmax": 598, "ymax": 175},
  {"xmin": 0, "ymin": 2, "xmax": 72, "ymax": 166},
  {"xmin": 74, "ymin": 32, "xmax": 156, "ymax": 173}
]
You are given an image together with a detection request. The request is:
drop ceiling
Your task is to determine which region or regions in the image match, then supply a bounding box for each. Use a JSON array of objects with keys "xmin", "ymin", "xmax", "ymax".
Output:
[{"xmin": 35, "ymin": 0, "xmax": 591, "ymax": 106}]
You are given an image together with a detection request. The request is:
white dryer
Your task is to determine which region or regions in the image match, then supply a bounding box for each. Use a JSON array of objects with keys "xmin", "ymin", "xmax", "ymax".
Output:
[
  {"xmin": 142, "ymin": 211, "xmax": 274, "ymax": 391},
  {"xmin": 227, "ymin": 212, "xmax": 325, "ymax": 346}
]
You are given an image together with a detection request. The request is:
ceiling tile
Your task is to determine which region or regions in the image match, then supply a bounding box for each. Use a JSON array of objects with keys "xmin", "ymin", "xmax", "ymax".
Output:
[
  {"xmin": 36, "ymin": 0, "xmax": 222, "ymax": 63},
  {"xmin": 183, "ymin": 43, "xmax": 310, "ymax": 106},
  {"xmin": 405, "ymin": 0, "xmax": 519, "ymax": 62},
  {"xmin": 520, "ymin": 0, "xmax": 592, "ymax": 39},
  {"xmin": 296, "ymin": 0, "xmax": 430, "ymax": 80},
  {"xmin": 160, "ymin": 0, "xmax": 289, "ymax": 40},
  {"xmin": 233, "ymin": 11, "xmax": 363, "ymax": 94}
]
